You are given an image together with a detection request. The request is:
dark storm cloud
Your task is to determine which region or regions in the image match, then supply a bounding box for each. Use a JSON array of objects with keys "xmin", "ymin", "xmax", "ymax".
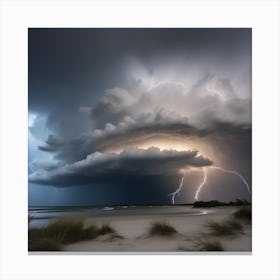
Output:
[
  {"xmin": 28, "ymin": 28, "xmax": 251, "ymax": 203},
  {"xmin": 37, "ymin": 76, "xmax": 251, "ymax": 163},
  {"xmin": 29, "ymin": 28, "xmax": 251, "ymax": 138},
  {"xmin": 29, "ymin": 147, "xmax": 213, "ymax": 186}
]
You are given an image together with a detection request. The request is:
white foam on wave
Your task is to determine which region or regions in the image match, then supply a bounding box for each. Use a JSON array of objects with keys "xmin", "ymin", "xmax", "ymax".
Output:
[{"xmin": 102, "ymin": 207, "xmax": 114, "ymax": 211}]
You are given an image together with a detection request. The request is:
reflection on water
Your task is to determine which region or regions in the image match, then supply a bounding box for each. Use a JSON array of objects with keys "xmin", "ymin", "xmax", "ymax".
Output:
[{"xmin": 28, "ymin": 205, "xmax": 208, "ymax": 228}]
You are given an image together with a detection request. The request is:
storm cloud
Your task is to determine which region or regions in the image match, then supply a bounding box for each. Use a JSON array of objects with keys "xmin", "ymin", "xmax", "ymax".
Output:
[
  {"xmin": 30, "ymin": 147, "xmax": 213, "ymax": 186},
  {"xmin": 28, "ymin": 28, "xmax": 251, "ymax": 205},
  {"xmin": 38, "ymin": 77, "xmax": 251, "ymax": 163}
]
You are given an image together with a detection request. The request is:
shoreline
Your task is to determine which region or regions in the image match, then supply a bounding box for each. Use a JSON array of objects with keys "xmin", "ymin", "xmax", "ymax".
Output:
[{"xmin": 28, "ymin": 205, "xmax": 211, "ymax": 229}]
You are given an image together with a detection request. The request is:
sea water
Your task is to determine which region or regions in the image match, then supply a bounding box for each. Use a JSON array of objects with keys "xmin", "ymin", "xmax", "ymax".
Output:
[{"xmin": 28, "ymin": 205, "xmax": 208, "ymax": 228}]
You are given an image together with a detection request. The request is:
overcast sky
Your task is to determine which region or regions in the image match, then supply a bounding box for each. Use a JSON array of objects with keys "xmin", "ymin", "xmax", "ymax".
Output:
[{"xmin": 28, "ymin": 28, "xmax": 251, "ymax": 206}]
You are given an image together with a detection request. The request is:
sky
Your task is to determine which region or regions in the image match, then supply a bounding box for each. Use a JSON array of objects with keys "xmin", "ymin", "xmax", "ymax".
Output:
[{"xmin": 28, "ymin": 28, "xmax": 252, "ymax": 206}]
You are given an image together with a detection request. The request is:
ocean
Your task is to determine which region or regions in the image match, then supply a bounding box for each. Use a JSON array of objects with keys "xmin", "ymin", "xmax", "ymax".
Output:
[{"xmin": 28, "ymin": 205, "xmax": 207, "ymax": 228}]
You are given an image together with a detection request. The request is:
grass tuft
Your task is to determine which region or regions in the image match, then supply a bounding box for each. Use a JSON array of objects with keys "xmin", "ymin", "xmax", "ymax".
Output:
[
  {"xmin": 194, "ymin": 238, "xmax": 224, "ymax": 251},
  {"xmin": 149, "ymin": 221, "xmax": 177, "ymax": 236},
  {"xmin": 206, "ymin": 219, "xmax": 244, "ymax": 237},
  {"xmin": 97, "ymin": 224, "xmax": 115, "ymax": 235},
  {"xmin": 233, "ymin": 206, "xmax": 252, "ymax": 223},
  {"xmin": 28, "ymin": 217, "xmax": 99, "ymax": 251},
  {"xmin": 28, "ymin": 238, "xmax": 62, "ymax": 251},
  {"xmin": 28, "ymin": 218, "xmax": 120, "ymax": 251},
  {"xmin": 41, "ymin": 217, "xmax": 99, "ymax": 244}
]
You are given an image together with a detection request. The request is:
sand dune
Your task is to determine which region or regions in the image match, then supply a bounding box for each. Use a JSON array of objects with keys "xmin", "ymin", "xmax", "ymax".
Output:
[{"xmin": 64, "ymin": 206, "xmax": 251, "ymax": 252}]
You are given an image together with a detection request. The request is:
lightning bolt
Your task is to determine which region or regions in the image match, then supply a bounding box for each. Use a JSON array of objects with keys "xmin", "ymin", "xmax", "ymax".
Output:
[
  {"xmin": 169, "ymin": 174, "xmax": 185, "ymax": 205},
  {"xmin": 168, "ymin": 165, "xmax": 251, "ymax": 204},
  {"xmin": 194, "ymin": 166, "xmax": 251, "ymax": 201},
  {"xmin": 194, "ymin": 167, "xmax": 207, "ymax": 200},
  {"xmin": 210, "ymin": 166, "xmax": 251, "ymax": 194}
]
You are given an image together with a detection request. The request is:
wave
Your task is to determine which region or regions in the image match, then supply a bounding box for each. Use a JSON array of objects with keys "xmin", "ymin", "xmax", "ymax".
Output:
[{"xmin": 102, "ymin": 207, "xmax": 114, "ymax": 211}]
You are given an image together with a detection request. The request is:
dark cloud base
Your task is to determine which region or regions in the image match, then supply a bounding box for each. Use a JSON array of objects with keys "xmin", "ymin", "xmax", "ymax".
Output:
[{"xmin": 30, "ymin": 147, "xmax": 213, "ymax": 187}]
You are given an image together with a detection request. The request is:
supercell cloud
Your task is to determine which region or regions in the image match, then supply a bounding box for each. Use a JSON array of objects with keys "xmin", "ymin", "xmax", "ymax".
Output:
[
  {"xmin": 38, "ymin": 77, "xmax": 250, "ymax": 163},
  {"xmin": 29, "ymin": 147, "xmax": 213, "ymax": 186},
  {"xmin": 28, "ymin": 28, "xmax": 251, "ymax": 204}
]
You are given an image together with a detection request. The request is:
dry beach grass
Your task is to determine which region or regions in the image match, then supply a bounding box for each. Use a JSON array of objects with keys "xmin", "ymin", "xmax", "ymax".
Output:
[{"xmin": 28, "ymin": 206, "xmax": 252, "ymax": 252}]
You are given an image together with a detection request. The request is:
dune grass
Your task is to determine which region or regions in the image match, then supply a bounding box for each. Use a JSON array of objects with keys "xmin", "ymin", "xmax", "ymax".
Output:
[
  {"xmin": 97, "ymin": 224, "xmax": 115, "ymax": 235},
  {"xmin": 28, "ymin": 237, "xmax": 62, "ymax": 251},
  {"xmin": 206, "ymin": 219, "xmax": 244, "ymax": 237},
  {"xmin": 194, "ymin": 238, "xmax": 224, "ymax": 251},
  {"xmin": 28, "ymin": 217, "xmax": 119, "ymax": 251},
  {"xmin": 149, "ymin": 221, "xmax": 177, "ymax": 236},
  {"xmin": 233, "ymin": 206, "xmax": 252, "ymax": 224}
]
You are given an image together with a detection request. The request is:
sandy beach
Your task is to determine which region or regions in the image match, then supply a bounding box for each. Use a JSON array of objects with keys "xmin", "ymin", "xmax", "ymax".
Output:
[{"xmin": 63, "ymin": 206, "xmax": 251, "ymax": 252}]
